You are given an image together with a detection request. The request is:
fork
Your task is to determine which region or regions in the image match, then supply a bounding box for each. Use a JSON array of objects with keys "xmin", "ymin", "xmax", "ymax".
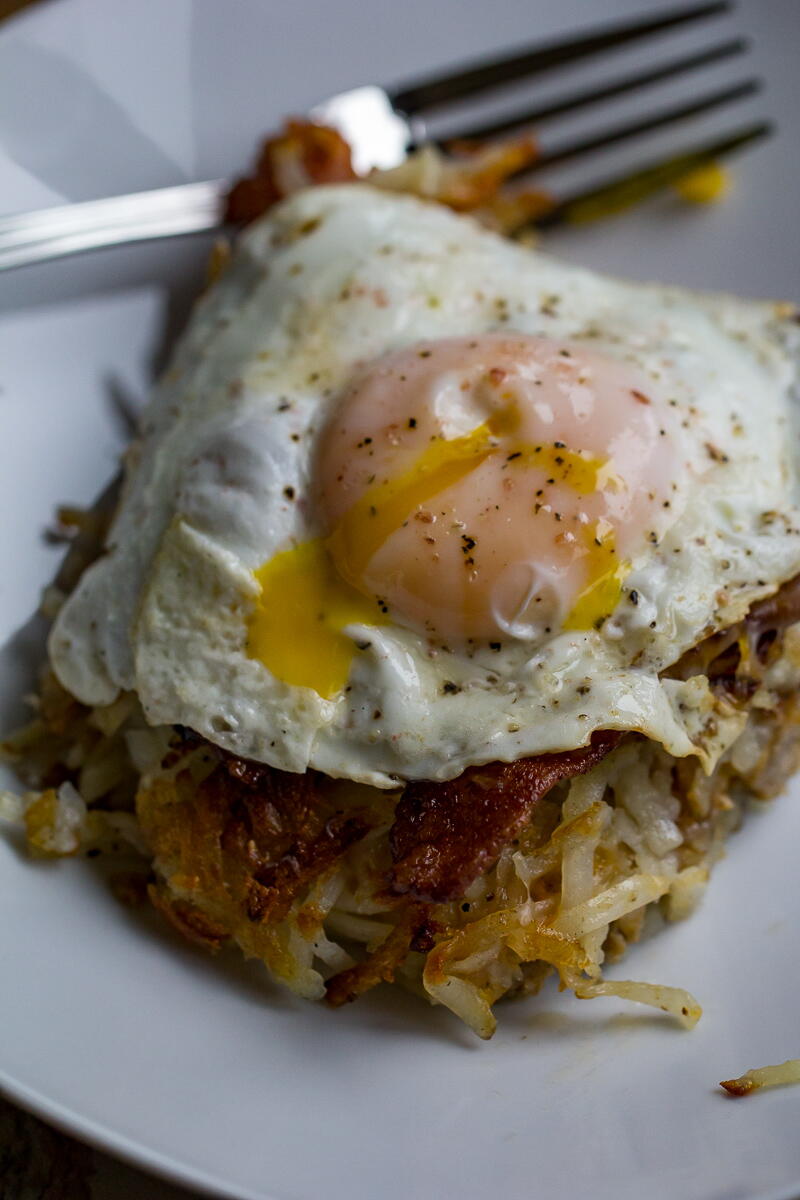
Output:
[{"xmin": 0, "ymin": 1, "xmax": 770, "ymax": 271}]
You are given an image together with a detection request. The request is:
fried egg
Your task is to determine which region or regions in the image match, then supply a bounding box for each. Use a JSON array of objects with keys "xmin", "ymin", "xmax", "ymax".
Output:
[{"xmin": 48, "ymin": 185, "xmax": 800, "ymax": 786}]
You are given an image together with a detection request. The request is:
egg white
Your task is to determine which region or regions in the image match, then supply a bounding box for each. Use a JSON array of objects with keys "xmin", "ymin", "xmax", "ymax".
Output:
[{"xmin": 49, "ymin": 185, "xmax": 800, "ymax": 786}]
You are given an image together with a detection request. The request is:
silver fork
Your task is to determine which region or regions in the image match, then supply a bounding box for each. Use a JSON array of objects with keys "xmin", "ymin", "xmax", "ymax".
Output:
[{"xmin": 0, "ymin": 1, "xmax": 771, "ymax": 271}]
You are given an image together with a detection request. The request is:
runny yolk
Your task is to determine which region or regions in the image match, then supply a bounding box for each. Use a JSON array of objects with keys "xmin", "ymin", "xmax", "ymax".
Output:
[
  {"xmin": 326, "ymin": 421, "xmax": 497, "ymax": 584},
  {"xmin": 562, "ymin": 524, "xmax": 629, "ymax": 631},
  {"xmin": 247, "ymin": 334, "xmax": 679, "ymax": 695},
  {"xmin": 247, "ymin": 539, "xmax": 387, "ymax": 699}
]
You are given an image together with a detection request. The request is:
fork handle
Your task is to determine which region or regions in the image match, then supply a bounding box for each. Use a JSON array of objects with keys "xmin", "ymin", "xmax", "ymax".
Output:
[{"xmin": 0, "ymin": 180, "xmax": 226, "ymax": 271}]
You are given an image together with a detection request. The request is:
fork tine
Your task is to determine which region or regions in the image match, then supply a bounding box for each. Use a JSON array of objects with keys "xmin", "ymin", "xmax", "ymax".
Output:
[
  {"xmin": 436, "ymin": 39, "xmax": 747, "ymax": 147},
  {"xmin": 389, "ymin": 1, "xmax": 733, "ymax": 115},
  {"xmin": 521, "ymin": 79, "xmax": 760, "ymax": 174},
  {"xmin": 533, "ymin": 121, "xmax": 772, "ymax": 227}
]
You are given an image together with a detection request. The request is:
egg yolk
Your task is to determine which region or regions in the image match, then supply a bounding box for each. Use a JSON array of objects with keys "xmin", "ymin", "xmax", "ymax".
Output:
[
  {"xmin": 248, "ymin": 333, "xmax": 679, "ymax": 695},
  {"xmin": 248, "ymin": 540, "xmax": 389, "ymax": 699}
]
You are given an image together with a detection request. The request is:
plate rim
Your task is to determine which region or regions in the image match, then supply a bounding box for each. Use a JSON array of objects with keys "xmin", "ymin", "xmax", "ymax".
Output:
[{"xmin": 0, "ymin": 1068, "xmax": 268, "ymax": 1200}]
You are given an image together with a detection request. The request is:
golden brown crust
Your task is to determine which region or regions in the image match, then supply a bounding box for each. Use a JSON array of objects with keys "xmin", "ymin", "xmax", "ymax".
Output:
[
  {"xmin": 225, "ymin": 120, "xmax": 357, "ymax": 225},
  {"xmin": 139, "ymin": 753, "xmax": 381, "ymax": 933},
  {"xmin": 719, "ymin": 1077, "xmax": 758, "ymax": 1096},
  {"xmin": 324, "ymin": 904, "xmax": 436, "ymax": 1007},
  {"xmin": 222, "ymin": 117, "xmax": 551, "ymax": 234},
  {"xmin": 148, "ymin": 882, "xmax": 229, "ymax": 951},
  {"xmin": 216, "ymin": 757, "xmax": 374, "ymax": 925}
]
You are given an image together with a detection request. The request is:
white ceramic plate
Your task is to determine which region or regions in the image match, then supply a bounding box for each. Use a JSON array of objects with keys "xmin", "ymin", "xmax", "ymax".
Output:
[{"xmin": 2, "ymin": 2, "xmax": 800, "ymax": 1198}]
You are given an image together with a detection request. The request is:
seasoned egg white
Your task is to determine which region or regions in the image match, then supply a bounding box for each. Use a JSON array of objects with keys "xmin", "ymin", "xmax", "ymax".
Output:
[{"xmin": 49, "ymin": 185, "xmax": 800, "ymax": 786}]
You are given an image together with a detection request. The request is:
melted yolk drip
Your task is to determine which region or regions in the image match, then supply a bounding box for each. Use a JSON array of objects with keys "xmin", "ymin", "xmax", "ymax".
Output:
[
  {"xmin": 328, "ymin": 426, "xmax": 615, "ymax": 598},
  {"xmin": 249, "ymin": 433, "xmax": 625, "ymax": 694},
  {"xmin": 247, "ymin": 539, "xmax": 386, "ymax": 698},
  {"xmin": 315, "ymin": 335, "xmax": 677, "ymax": 643},
  {"xmin": 248, "ymin": 333, "xmax": 679, "ymax": 695},
  {"xmin": 327, "ymin": 422, "xmax": 496, "ymax": 585},
  {"xmin": 562, "ymin": 525, "xmax": 629, "ymax": 631},
  {"xmin": 249, "ymin": 425, "xmax": 498, "ymax": 694}
]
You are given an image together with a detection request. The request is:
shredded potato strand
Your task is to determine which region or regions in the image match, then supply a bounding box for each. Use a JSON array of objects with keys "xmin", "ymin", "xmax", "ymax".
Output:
[
  {"xmin": 573, "ymin": 978, "xmax": 702, "ymax": 1028},
  {"xmin": 5, "ymin": 522, "xmax": 800, "ymax": 1043},
  {"xmin": 720, "ymin": 1059, "xmax": 800, "ymax": 1096}
]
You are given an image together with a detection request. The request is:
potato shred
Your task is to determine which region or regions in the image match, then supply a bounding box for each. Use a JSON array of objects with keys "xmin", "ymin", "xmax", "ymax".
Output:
[
  {"xmin": 721, "ymin": 1060, "xmax": 800, "ymax": 1097},
  {"xmin": 4, "ymin": 567, "xmax": 800, "ymax": 1043},
  {"xmin": 224, "ymin": 118, "xmax": 554, "ymax": 235}
]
